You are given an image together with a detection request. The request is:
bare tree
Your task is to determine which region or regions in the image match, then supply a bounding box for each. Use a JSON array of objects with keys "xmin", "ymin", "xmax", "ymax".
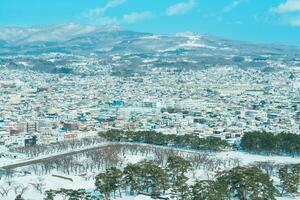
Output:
[
  {"xmin": 0, "ymin": 186, "xmax": 11, "ymax": 197},
  {"xmin": 13, "ymin": 184, "xmax": 29, "ymax": 196},
  {"xmin": 30, "ymin": 177, "xmax": 45, "ymax": 194}
]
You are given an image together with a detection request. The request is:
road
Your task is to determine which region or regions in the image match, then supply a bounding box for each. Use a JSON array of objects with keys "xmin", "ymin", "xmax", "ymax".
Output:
[
  {"xmin": 1, "ymin": 142, "xmax": 299, "ymax": 171},
  {"xmin": 0, "ymin": 142, "xmax": 205, "ymax": 170},
  {"xmin": 1, "ymin": 142, "xmax": 114, "ymax": 170}
]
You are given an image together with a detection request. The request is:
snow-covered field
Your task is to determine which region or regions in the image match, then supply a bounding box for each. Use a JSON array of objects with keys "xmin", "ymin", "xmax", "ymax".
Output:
[
  {"xmin": 0, "ymin": 154, "xmax": 150, "ymax": 200},
  {"xmin": 214, "ymin": 151, "xmax": 300, "ymax": 165},
  {"xmin": 0, "ymin": 144, "xmax": 299, "ymax": 200},
  {"xmin": 0, "ymin": 140, "xmax": 108, "ymax": 168}
]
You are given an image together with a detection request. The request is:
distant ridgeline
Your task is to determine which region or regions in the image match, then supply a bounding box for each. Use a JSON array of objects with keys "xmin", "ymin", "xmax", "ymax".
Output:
[{"xmin": 99, "ymin": 130, "xmax": 229, "ymax": 151}]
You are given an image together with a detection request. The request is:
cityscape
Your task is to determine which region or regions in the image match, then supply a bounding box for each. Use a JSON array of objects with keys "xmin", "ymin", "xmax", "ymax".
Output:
[
  {"xmin": 1, "ymin": 59, "xmax": 300, "ymax": 148},
  {"xmin": 0, "ymin": 0, "xmax": 300, "ymax": 200}
]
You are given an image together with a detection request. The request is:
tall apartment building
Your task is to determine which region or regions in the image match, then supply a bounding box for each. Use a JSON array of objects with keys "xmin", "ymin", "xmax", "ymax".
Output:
[{"xmin": 26, "ymin": 122, "xmax": 39, "ymax": 133}]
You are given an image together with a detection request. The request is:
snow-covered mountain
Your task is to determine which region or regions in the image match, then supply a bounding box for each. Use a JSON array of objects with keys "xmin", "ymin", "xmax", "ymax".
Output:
[
  {"xmin": 0, "ymin": 24, "xmax": 299, "ymax": 75},
  {"xmin": 0, "ymin": 24, "xmax": 298, "ymax": 57}
]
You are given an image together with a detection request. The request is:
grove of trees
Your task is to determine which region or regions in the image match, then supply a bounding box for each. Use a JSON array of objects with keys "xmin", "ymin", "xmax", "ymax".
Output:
[
  {"xmin": 99, "ymin": 130, "xmax": 229, "ymax": 151},
  {"xmin": 241, "ymin": 131, "xmax": 300, "ymax": 156},
  {"xmin": 43, "ymin": 155, "xmax": 300, "ymax": 200}
]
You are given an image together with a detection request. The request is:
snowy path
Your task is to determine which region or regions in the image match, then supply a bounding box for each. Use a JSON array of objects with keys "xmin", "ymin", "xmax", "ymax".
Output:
[
  {"xmin": 1, "ymin": 142, "xmax": 300, "ymax": 170},
  {"xmin": 0, "ymin": 142, "xmax": 113, "ymax": 169}
]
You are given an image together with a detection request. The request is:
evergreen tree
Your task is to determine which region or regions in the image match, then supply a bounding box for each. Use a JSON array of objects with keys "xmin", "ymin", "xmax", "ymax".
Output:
[
  {"xmin": 171, "ymin": 174, "xmax": 190, "ymax": 200},
  {"xmin": 167, "ymin": 155, "xmax": 192, "ymax": 178},
  {"xmin": 44, "ymin": 190, "xmax": 55, "ymax": 200},
  {"xmin": 138, "ymin": 160, "xmax": 169, "ymax": 196},
  {"xmin": 111, "ymin": 167, "xmax": 123, "ymax": 198},
  {"xmin": 95, "ymin": 167, "xmax": 123, "ymax": 200},
  {"xmin": 191, "ymin": 180, "xmax": 219, "ymax": 200},
  {"xmin": 279, "ymin": 164, "xmax": 300, "ymax": 195},
  {"xmin": 167, "ymin": 155, "xmax": 191, "ymax": 199},
  {"xmin": 123, "ymin": 163, "xmax": 141, "ymax": 195},
  {"xmin": 15, "ymin": 195, "xmax": 24, "ymax": 200},
  {"xmin": 216, "ymin": 166, "xmax": 277, "ymax": 200}
]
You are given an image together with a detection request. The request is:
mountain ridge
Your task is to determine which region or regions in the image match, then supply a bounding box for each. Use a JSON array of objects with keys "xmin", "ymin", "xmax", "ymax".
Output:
[{"xmin": 0, "ymin": 24, "xmax": 299, "ymax": 75}]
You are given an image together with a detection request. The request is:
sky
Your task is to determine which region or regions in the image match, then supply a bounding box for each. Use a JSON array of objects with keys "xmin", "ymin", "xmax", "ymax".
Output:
[{"xmin": 1, "ymin": 0, "xmax": 300, "ymax": 45}]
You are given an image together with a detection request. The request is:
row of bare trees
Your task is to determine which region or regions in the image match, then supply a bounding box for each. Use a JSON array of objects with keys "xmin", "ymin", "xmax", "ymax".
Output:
[
  {"xmin": 9, "ymin": 136, "xmax": 105, "ymax": 158},
  {"xmin": 2, "ymin": 143, "xmax": 294, "ymax": 199},
  {"xmin": 5, "ymin": 144, "xmax": 242, "ymax": 179},
  {"xmin": 0, "ymin": 179, "xmax": 45, "ymax": 198}
]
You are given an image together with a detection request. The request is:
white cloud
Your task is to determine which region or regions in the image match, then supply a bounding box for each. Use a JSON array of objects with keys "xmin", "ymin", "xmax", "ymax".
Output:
[
  {"xmin": 165, "ymin": 0, "xmax": 196, "ymax": 16},
  {"xmin": 106, "ymin": 0, "xmax": 126, "ymax": 9},
  {"xmin": 84, "ymin": 0, "xmax": 126, "ymax": 19},
  {"xmin": 290, "ymin": 18, "xmax": 300, "ymax": 26},
  {"xmin": 122, "ymin": 11, "xmax": 153, "ymax": 24},
  {"xmin": 271, "ymin": 0, "xmax": 300, "ymax": 13},
  {"xmin": 270, "ymin": 0, "xmax": 300, "ymax": 26},
  {"xmin": 285, "ymin": 14, "xmax": 300, "ymax": 26},
  {"xmin": 223, "ymin": 0, "xmax": 247, "ymax": 13}
]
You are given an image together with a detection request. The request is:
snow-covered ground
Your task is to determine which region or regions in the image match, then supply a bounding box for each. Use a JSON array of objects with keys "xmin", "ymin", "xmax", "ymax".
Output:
[
  {"xmin": 0, "ymin": 152, "xmax": 299, "ymax": 199},
  {"xmin": 0, "ymin": 145, "xmax": 299, "ymax": 200},
  {"xmin": 0, "ymin": 154, "xmax": 148, "ymax": 200},
  {"xmin": 0, "ymin": 142, "xmax": 111, "ymax": 168},
  {"xmin": 3, "ymin": 141, "xmax": 300, "ymax": 169},
  {"xmin": 214, "ymin": 151, "xmax": 300, "ymax": 165}
]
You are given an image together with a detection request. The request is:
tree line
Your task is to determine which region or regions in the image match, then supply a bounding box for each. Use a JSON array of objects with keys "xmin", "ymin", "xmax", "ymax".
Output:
[
  {"xmin": 241, "ymin": 131, "xmax": 300, "ymax": 156},
  {"xmin": 44, "ymin": 155, "xmax": 300, "ymax": 200},
  {"xmin": 10, "ymin": 136, "xmax": 104, "ymax": 158},
  {"xmin": 99, "ymin": 130, "xmax": 229, "ymax": 151}
]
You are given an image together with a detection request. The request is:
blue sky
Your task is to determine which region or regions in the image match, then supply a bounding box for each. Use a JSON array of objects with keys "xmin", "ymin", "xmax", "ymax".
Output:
[{"xmin": 1, "ymin": 0, "xmax": 300, "ymax": 45}]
